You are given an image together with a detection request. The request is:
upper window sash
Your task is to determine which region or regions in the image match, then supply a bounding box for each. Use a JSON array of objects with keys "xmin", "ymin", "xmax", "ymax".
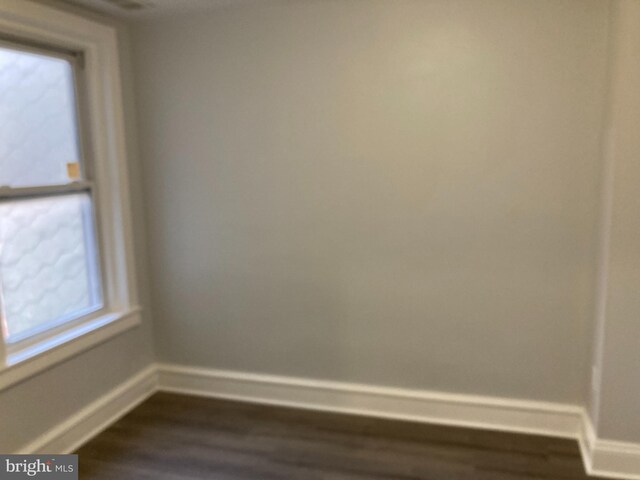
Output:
[{"xmin": 0, "ymin": 39, "xmax": 88, "ymax": 190}]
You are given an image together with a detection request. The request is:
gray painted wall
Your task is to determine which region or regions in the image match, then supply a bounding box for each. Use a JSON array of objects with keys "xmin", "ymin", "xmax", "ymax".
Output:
[
  {"xmin": 0, "ymin": 8, "xmax": 155, "ymax": 453},
  {"xmin": 133, "ymin": 0, "xmax": 611, "ymax": 403},
  {"xmin": 588, "ymin": 0, "xmax": 640, "ymax": 444}
]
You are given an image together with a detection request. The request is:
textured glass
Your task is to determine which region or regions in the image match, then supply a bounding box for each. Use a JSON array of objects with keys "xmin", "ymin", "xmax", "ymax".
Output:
[
  {"xmin": 0, "ymin": 194, "xmax": 102, "ymax": 341},
  {"xmin": 0, "ymin": 46, "xmax": 81, "ymax": 187}
]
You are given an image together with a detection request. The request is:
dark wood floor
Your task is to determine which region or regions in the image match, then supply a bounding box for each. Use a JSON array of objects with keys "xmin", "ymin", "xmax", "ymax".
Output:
[{"xmin": 77, "ymin": 393, "xmax": 601, "ymax": 479}]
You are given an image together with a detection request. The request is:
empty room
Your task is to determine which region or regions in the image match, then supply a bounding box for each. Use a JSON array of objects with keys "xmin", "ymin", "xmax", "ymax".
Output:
[{"xmin": 0, "ymin": 0, "xmax": 638, "ymax": 478}]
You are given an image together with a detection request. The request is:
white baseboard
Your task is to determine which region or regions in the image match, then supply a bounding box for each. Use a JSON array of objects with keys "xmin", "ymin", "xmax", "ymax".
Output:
[
  {"xmin": 19, "ymin": 365, "xmax": 157, "ymax": 454},
  {"xmin": 15, "ymin": 362, "xmax": 640, "ymax": 480},
  {"xmin": 580, "ymin": 414, "xmax": 640, "ymax": 480},
  {"xmin": 157, "ymin": 363, "xmax": 583, "ymax": 439},
  {"xmin": 591, "ymin": 440, "xmax": 640, "ymax": 480},
  {"xmin": 159, "ymin": 363, "xmax": 640, "ymax": 479}
]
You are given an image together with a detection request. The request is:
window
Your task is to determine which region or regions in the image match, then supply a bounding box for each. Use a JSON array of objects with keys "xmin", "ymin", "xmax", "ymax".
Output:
[
  {"xmin": 0, "ymin": 43, "xmax": 104, "ymax": 345},
  {"xmin": 0, "ymin": 0, "xmax": 141, "ymax": 390}
]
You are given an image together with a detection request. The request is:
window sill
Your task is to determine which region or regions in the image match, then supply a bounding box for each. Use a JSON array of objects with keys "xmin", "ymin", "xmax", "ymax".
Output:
[{"xmin": 0, "ymin": 308, "xmax": 142, "ymax": 392}]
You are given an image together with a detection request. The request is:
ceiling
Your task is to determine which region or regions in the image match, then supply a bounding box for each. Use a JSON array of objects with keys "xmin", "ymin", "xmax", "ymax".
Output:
[{"xmin": 55, "ymin": 0, "xmax": 267, "ymax": 19}]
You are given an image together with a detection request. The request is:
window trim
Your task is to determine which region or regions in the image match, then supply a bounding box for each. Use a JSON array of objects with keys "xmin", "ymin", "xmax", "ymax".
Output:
[{"xmin": 0, "ymin": 0, "xmax": 141, "ymax": 391}]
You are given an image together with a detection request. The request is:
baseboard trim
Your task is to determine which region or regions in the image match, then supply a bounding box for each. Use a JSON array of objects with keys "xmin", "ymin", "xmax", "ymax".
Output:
[
  {"xmin": 19, "ymin": 365, "xmax": 157, "ymax": 454},
  {"xmin": 157, "ymin": 363, "xmax": 582, "ymax": 440},
  {"xmin": 580, "ymin": 414, "xmax": 640, "ymax": 480},
  {"xmin": 15, "ymin": 362, "xmax": 640, "ymax": 480}
]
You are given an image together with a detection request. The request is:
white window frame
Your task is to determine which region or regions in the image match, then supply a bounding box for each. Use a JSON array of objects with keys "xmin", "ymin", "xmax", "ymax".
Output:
[
  {"xmin": 0, "ymin": 39, "xmax": 105, "ymax": 348},
  {"xmin": 0, "ymin": 0, "xmax": 141, "ymax": 390}
]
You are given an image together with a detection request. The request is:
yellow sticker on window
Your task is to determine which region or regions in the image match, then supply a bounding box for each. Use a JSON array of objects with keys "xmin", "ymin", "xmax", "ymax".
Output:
[{"xmin": 66, "ymin": 162, "xmax": 80, "ymax": 180}]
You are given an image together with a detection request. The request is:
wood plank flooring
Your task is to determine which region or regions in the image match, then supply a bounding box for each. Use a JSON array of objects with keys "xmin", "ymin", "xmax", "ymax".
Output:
[{"xmin": 77, "ymin": 393, "xmax": 601, "ymax": 479}]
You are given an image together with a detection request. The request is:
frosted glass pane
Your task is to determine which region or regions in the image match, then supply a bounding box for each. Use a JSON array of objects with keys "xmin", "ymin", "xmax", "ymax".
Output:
[
  {"xmin": 0, "ymin": 194, "xmax": 102, "ymax": 341},
  {"xmin": 0, "ymin": 46, "xmax": 81, "ymax": 187}
]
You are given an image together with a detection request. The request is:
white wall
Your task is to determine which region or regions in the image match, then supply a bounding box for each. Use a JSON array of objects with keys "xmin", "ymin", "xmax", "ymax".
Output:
[
  {"xmin": 132, "ymin": 0, "xmax": 611, "ymax": 404},
  {"xmin": 0, "ymin": 5, "xmax": 155, "ymax": 453},
  {"xmin": 588, "ymin": 0, "xmax": 640, "ymax": 444}
]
